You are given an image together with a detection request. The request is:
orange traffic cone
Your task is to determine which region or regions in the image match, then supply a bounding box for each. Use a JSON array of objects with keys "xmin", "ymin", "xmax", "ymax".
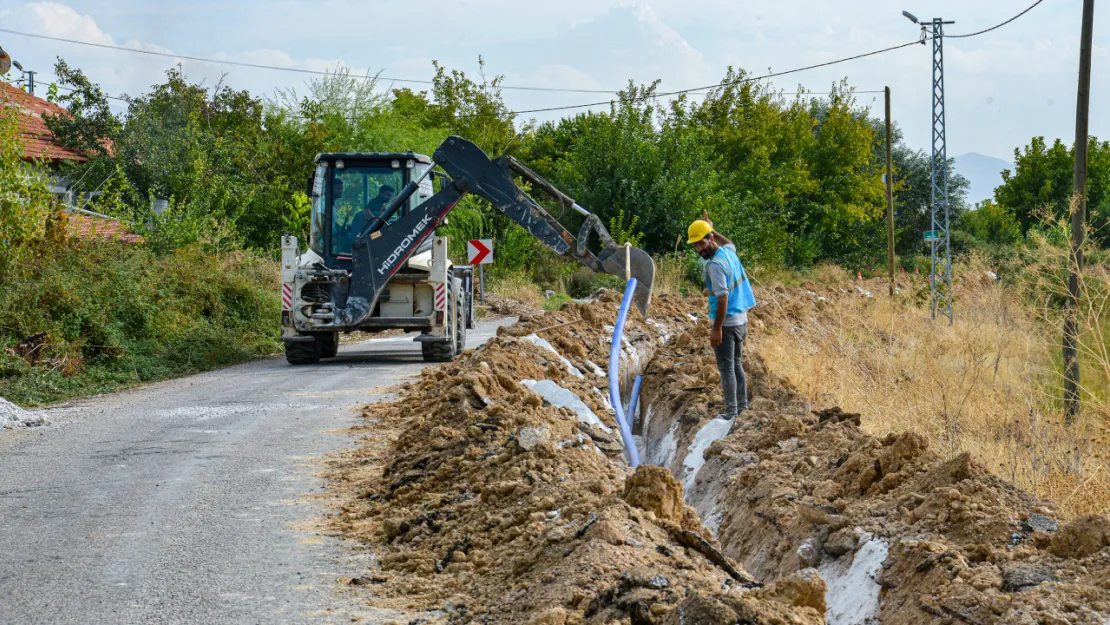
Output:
[
  {"xmin": 915, "ymin": 267, "xmax": 920, "ymax": 274},
  {"xmin": 857, "ymin": 272, "xmax": 863, "ymax": 282}
]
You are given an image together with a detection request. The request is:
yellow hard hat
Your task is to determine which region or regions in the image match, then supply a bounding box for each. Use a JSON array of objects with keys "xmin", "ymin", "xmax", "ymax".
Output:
[{"xmin": 687, "ymin": 220, "xmax": 712, "ymax": 244}]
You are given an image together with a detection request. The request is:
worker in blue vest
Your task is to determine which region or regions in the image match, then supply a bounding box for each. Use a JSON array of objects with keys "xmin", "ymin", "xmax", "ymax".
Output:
[{"xmin": 688, "ymin": 219, "xmax": 757, "ymax": 420}]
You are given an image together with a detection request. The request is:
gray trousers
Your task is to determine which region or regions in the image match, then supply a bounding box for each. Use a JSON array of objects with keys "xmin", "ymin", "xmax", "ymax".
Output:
[{"xmin": 712, "ymin": 324, "xmax": 749, "ymax": 418}]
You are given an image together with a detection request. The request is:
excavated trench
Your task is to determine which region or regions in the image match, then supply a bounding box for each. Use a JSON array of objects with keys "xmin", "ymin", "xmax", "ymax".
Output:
[{"xmin": 330, "ymin": 291, "xmax": 1110, "ymax": 625}]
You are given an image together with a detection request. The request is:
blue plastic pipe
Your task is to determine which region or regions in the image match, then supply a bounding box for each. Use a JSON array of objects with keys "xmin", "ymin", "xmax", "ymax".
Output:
[
  {"xmin": 609, "ymin": 278, "xmax": 641, "ymax": 467},
  {"xmin": 626, "ymin": 375, "xmax": 644, "ymax": 426}
]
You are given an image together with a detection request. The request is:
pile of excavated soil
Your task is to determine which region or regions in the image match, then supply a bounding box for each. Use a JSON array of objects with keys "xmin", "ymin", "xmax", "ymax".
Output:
[
  {"xmin": 641, "ymin": 317, "xmax": 1110, "ymax": 624},
  {"xmin": 331, "ymin": 284, "xmax": 1110, "ymax": 624},
  {"xmin": 703, "ymin": 392, "xmax": 1110, "ymax": 624},
  {"xmin": 328, "ymin": 293, "xmax": 828, "ymax": 624}
]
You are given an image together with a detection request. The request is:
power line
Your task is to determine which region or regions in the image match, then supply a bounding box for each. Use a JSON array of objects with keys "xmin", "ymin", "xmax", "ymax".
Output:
[
  {"xmin": 510, "ymin": 40, "xmax": 923, "ymax": 116},
  {"xmin": 3, "ymin": 0, "xmax": 1048, "ymax": 106},
  {"xmin": 0, "ymin": 27, "xmax": 619, "ymax": 95},
  {"xmin": 509, "ymin": 0, "xmax": 1051, "ymax": 117},
  {"xmin": 946, "ymin": 0, "xmax": 1047, "ymax": 38},
  {"xmin": 5, "ymin": 0, "xmax": 1045, "ymax": 118},
  {"xmin": 38, "ymin": 62, "xmax": 886, "ymax": 117},
  {"xmin": 23, "ymin": 0, "xmax": 1040, "ymax": 121},
  {"xmin": 54, "ymin": 82, "xmax": 129, "ymax": 102}
]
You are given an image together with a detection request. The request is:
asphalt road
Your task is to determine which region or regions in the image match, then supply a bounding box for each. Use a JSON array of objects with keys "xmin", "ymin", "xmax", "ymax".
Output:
[{"xmin": 0, "ymin": 318, "xmax": 511, "ymax": 625}]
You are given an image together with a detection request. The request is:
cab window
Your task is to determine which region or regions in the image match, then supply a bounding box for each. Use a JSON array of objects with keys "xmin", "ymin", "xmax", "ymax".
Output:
[
  {"xmin": 309, "ymin": 163, "xmax": 327, "ymax": 255},
  {"xmin": 329, "ymin": 165, "xmax": 404, "ymax": 256}
]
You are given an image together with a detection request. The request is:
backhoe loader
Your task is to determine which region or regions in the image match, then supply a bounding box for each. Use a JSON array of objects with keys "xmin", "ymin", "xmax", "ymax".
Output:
[{"xmin": 280, "ymin": 135, "xmax": 655, "ymax": 364}]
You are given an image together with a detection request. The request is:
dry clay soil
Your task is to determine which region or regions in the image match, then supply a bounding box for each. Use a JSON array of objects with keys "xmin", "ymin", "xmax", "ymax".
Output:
[{"xmin": 326, "ymin": 289, "xmax": 1110, "ymax": 625}]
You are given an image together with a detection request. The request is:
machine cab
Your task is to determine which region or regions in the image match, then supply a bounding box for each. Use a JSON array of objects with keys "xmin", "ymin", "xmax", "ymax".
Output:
[{"xmin": 307, "ymin": 152, "xmax": 435, "ymax": 268}]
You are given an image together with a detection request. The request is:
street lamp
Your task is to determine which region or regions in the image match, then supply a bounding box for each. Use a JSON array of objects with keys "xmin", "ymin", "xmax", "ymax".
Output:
[{"xmin": 902, "ymin": 10, "xmax": 919, "ymax": 24}]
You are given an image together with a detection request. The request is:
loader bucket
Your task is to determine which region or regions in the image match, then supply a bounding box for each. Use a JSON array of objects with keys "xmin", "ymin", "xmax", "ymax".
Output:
[{"xmin": 599, "ymin": 244, "xmax": 656, "ymax": 317}]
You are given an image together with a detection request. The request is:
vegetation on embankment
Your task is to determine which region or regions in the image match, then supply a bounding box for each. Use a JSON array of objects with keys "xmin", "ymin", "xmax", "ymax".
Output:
[
  {"xmin": 0, "ymin": 108, "xmax": 279, "ymax": 407},
  {"xmin": 752, "ymin": 246, "xmax": 1110, "ymax": 520},
  {"xmin": 0, "ymin": 231, "xmax": 280, "ymax": 407}
]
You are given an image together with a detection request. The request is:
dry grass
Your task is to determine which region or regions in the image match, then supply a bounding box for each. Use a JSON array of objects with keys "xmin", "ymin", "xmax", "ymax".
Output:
[
  {"xmin": 653, "ymin": 253, "xmax": 694, "ymax": 296},
  {"xmin": 488, "ymin": 273, "xmax": 545, "ymax": 308},
  {"xmin": 754, "ymin": 260, "xmax": 1110, "ymax": 519}
]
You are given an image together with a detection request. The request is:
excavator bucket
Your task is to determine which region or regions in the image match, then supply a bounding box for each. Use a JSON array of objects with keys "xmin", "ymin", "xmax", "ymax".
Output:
[
  {"xmin": 433, "ymin": 137, "xmax": 657, "ymax": 316},
  {"xmin": 598, "ymin": 244, "xmax": 655, "ymax": 317}
]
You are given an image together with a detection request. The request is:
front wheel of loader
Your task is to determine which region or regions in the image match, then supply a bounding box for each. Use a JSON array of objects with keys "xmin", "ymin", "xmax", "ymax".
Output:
[
  {"xmin": 285, "ymin": 338, "xmax": 321, "ymax": 365},
  {"xmin": 420, "ymin": 336, "xmax": 454, "ymax": 362},
  {"xmin": 319, "ymin": 332, "xmax": 339, "ymax": 358},
  {"xmin": 422, "ymin": 284, "xmax": 464, "ymax": 363}
]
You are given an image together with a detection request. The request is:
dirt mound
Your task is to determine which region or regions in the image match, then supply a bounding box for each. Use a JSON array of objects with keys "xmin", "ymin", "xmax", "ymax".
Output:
[
  {"xmin": 641, "ymin": 319, "xmax": 1110, "ymax": 623},
  {"xmin": 330, "ymin": 282, "xmax": 1110, "ymax": 624},
  {"xmin": 329, "ymin": 293, "xmax": 821, "ymax": 624},
  {"xmin": 622, "ymin": 465, "xmax": 688, "ymax": 526}
]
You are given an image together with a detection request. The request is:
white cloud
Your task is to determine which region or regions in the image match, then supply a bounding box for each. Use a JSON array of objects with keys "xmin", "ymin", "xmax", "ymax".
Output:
[
  {"xmin": 621, "ymin": 0, "xmax": 706, "ymax": 68},
  {"xmin": 26, "ymin": 1, "xmax": 112, "ymax": 44}
]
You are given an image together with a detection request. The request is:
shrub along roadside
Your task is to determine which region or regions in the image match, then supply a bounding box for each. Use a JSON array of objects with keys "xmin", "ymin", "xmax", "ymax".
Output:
[{"xmin": 0, "ymin": 236, "xmax": 281, "ymax": 407}]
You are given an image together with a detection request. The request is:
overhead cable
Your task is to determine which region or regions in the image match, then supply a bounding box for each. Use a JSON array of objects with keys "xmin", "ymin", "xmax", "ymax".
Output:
[
  {"xmin": 0, "ymin": 27, "xmax": 618, "ymax": 94},
  {"xmin": 946, "ymin": 0, "xmax": 1047, "ymax": 38},
  {"xmin": 511, "ymin": 0, "xmax": 1051, "ymax": 117},
  {"xmin": 510, "ymin": 40, "xmax": 923, "ymax": 116}
]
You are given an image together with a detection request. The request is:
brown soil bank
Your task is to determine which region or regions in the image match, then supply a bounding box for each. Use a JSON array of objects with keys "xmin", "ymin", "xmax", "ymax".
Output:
[
  {"xmin": 329, "ymin": 294, "xmax": 825, "ymax": 624},
  {"xmin": 644, "ymin": 316, "xmax": 1110, "ymax": 624},
  {"xmin": 330, "ymin": 289, "xmax": 1110, "ymax": 624}
]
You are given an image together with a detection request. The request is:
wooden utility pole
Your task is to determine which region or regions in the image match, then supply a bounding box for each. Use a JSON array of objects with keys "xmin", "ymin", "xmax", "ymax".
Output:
[
  {"xmin": 1064, "ymin": 0, "xmax": 1096, "ymax": 424},
  {"xmin": 886, "ymin": 87, "xmax": 895, "ymax": 298}
]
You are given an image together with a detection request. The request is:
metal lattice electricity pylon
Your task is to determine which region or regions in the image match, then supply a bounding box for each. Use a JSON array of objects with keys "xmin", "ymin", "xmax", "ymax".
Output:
[{"xmin": 929, "ymin": 18, "xmax": 954, "ymax": 323}]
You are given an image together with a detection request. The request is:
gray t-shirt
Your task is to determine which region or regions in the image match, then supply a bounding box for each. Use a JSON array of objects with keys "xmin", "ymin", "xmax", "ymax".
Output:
[{"xmin": 706, "ymin": 244, "xmax": 748, "ymax": 327}]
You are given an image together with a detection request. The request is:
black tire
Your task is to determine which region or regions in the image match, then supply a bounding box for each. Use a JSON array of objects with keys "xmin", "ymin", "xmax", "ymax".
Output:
[
  {"xmin": 285, "ymin": 338, "xmax": 320, "ymax": 365},
  {"xmin": 422, "ymin": 283, "xmax": 464, "ymax": 363},
  {"xmin": 421, "ymin": 336, "xmax": 454, "ymax": 362},
  {"xmin": 319, "ymin": 332, "xmax": 339, "ymax": 358}
]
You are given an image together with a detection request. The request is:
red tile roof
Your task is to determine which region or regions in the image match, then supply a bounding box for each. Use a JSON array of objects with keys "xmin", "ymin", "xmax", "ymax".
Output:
[
  {"xmin": 68, "ymin": 213, "xmax": 143, "ymax": 244},
  {"xmin": 1, "ymin": 81, "xmax": 87, "ymax": 163}
]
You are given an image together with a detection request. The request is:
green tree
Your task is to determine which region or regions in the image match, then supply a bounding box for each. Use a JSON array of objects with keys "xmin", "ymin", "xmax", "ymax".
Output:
[
  {"xmin": 0, "ymin": 105, "xmax": 52, "ymax": 260},
  {"xmin": 863, "ymin": 114, "xmax": 971, "ymax": 259},
  {"xmin": 995, "ymin": 136, "xmax": 1110, "ymax": 243},
  {"xmin": 688, "ymin": 76, "xmax": 890, "ymax": 266},
  {"xmin": 45, "ymin": 58, "xmax": 121, "ymax": 160},
  {"xmin": 958, "ymin": 199, "xmax": 1021, "ymax": 246}
]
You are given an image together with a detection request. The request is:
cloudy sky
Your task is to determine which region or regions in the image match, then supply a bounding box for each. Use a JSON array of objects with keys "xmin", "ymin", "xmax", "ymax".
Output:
[{"xmin": 0, "ymin": 0, "xmax": 1106, "ymax": 162}]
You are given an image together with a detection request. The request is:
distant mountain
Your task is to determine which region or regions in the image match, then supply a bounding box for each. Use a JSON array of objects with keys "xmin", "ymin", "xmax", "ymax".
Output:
[{"xmin": 953, "ymin": 152, "xmax": 1013, "ymax": 206}]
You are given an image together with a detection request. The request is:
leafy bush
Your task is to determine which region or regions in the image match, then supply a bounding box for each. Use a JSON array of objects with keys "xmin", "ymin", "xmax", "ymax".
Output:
[
  {"xmin": 0, "ymin": 237, "xmax": 280, "ymax": 406},
  {"xmin": 562, "ymin": 268, "xmax": 624, "ymax": 298},
  {"xmin": 0, "ymin": 107, "xmax": 52, "ymax": 266},
  {"xmin": 490, "ymin": 223, "xmax": 541, "ymax": 279},
  {"xmin": 959, "ymin": 200, "xmax": 1022, "ymax": 247}
]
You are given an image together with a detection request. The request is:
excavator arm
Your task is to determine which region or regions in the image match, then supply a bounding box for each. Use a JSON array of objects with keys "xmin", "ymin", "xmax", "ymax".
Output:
[{"xmin": 331, "ymin": 135, "xmax": 654, "ymax": 329}]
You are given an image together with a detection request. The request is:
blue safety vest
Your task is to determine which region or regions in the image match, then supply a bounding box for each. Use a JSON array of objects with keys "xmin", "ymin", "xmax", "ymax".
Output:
[{"xmin": 705, "ymin": 245, "xmax": 757, "ymax": 319}]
